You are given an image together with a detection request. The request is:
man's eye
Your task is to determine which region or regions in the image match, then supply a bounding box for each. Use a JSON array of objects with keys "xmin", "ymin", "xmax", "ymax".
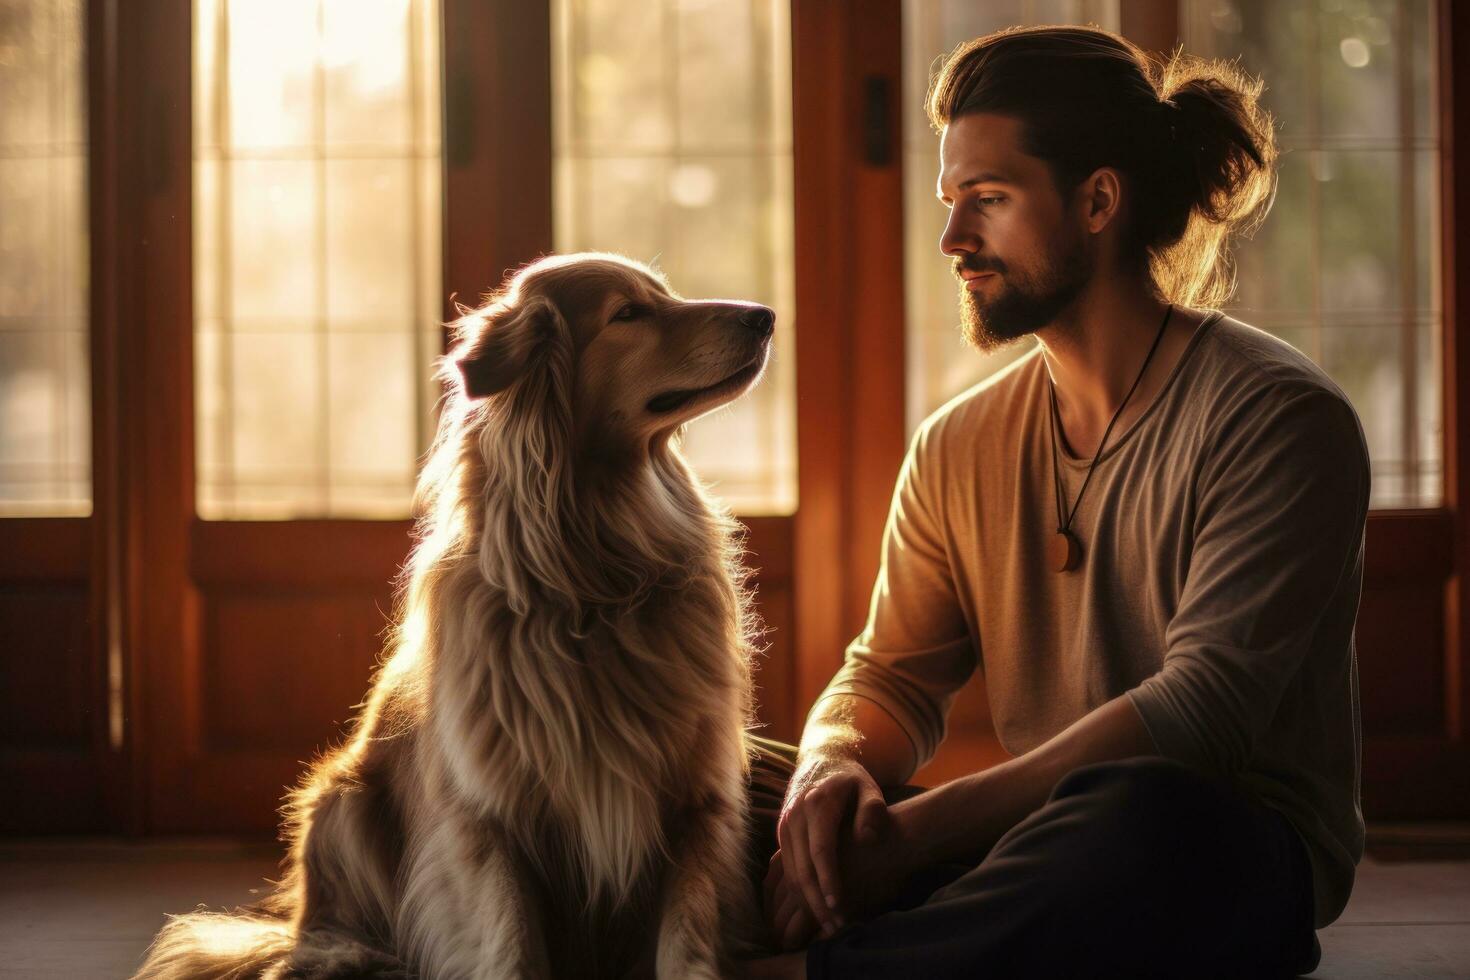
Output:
[{"xmin": 978, "ymin": 196, "xmax": 1004, "ymax": 207}]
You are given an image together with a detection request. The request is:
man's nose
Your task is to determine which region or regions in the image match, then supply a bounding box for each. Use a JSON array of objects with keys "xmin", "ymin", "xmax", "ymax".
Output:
[{"xmin": 939, "ymin": 210, "xmax": 978, "ymax": 257}]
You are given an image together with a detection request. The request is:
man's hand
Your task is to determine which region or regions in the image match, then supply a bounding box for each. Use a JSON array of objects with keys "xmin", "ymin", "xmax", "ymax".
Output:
[
  {"xmin": 764, "ymin": 795, "xmax": 930, "ymax": 951},
  {"xmin": 763, "ymin": 846, "xmax": 824, "ymax": 951},
  {"xmin": 766, "ymin": 753, "xmax": 891, "ymax": 942}
]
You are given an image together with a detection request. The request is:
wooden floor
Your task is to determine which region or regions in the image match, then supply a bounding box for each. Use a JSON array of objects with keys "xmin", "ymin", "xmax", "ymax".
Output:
[{"xmin": 1, "ymin": 837, "xmax": 1466, "ymax": 978}]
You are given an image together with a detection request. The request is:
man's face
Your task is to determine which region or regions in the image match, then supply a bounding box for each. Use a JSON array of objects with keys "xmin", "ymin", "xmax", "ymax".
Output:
[{"xmin": 936, "ymin": 113, "xmax": 1095, "ymax": 352}]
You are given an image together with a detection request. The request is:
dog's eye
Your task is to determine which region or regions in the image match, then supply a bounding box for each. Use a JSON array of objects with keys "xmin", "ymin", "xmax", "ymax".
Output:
[{"xmin": 611, "ymin": 303, "xmax": 646, "ymax": 322}]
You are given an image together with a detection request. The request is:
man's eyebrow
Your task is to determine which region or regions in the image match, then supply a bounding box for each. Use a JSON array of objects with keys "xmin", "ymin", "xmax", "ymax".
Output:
[{"xmin": 936, "ymin": 172, "xmax": 1016, "ymax": 199}]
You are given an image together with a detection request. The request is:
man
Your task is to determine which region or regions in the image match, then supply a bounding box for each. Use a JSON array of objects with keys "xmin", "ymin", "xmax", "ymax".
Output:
[{"xmin": 738, "ymin": 25, "xmax": 1366, "ymax": 980}]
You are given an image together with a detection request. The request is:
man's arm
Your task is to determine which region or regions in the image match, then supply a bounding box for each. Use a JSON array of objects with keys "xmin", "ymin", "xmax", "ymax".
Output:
[
  {"xmin": 770, "ymin": 417, "xmax": 973, "ymax": 942},
  {"xmin": 886, "ymin": 692, "xmax": 1157, "ymax": 869},
  {"xmin": 798, "ymin": 694, "xmax": 919, "ymax": 789},
  {"xmin": 765, "ymin": 694, "xmax": 922, "ymax": 944},
  {"xmin": 1129, "ymin": 387, "xmax": 1369, "ymax": 774}
]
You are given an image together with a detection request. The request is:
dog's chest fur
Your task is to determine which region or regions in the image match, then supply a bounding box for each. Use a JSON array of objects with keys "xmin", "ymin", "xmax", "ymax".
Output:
[
  {"xmin": 516, "ymin": 815, "xmax": 669, "ymax": 979},
  {"xmin": 431, "ymin": 554, "xmax": 746, "ymax": 929}
]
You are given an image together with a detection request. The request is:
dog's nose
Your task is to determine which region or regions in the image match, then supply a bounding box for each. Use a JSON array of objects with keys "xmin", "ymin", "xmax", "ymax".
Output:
[{"xmin": 740, "ymin": 306, "xmax": 775, "ymax": 338}]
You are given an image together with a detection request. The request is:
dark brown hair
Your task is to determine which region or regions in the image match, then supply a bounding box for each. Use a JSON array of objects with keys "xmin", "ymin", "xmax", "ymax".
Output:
[{"xmin": 926, "ymin": 24, "xmax": 1278, "ymax": 309}]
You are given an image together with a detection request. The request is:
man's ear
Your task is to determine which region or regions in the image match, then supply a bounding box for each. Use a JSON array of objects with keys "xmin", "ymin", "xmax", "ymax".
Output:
[
  {"xmin": 1082, "ymin": 166, "xmax": 1123, "ymax": 233},
  {"xmin": 453, "ymin": 295, "xmax": 564, "ymax": 400}
]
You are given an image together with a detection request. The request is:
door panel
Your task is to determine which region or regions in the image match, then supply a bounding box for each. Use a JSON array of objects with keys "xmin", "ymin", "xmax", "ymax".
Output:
[{"xmin": 0, "ymin": 519, "xmax": 107, "ymax": 832}]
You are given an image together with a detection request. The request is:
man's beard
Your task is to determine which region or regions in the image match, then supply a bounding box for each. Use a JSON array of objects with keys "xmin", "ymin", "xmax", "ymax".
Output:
[{"xmin": 957, "ymin": 231, "xmax": 1094, "ymax": 353}]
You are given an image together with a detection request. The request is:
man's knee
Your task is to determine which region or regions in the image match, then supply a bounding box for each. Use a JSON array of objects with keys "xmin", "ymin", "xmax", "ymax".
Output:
[
  {"xmin": 1053, "ymin": 754, "xmax": 1220, "ymax": 808},
  {"xmin": 1046, "ymin": 754, "xmax": 1233, "ymax": 854}
]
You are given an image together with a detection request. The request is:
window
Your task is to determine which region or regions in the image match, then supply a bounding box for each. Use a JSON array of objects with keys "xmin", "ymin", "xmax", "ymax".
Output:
[
  {"xmin": 1184, "ymin": 0, "xmax": 1441, "ymax": 509},
  {"xmin": 551, "ymin": 0, "xmax": 796, "ymax": 514},
  {"xmin": 0, "ymin": 0, "xmax": 89, "ymax": 516},
  {"xmin": 192, "ymin": 0, "xmax": 443, "ymax": 519}
]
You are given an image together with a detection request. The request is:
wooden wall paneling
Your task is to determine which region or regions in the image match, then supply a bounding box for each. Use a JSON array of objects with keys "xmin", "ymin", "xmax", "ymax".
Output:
[
  {"xmin": 1356, "ymin": 585, "xmax": 1446, "ymax": 736},
  {"xmin": 1358, "ymin": 512, "xmax": 1451, "ymax": 744},
  {"xmin": 791, "ymin": 0, "xmax": 909, "ymax": 738},
  {"xmin": 110, "ymin": 0, "xmax": 199, "ymax": 833},
  {"xmin": 202, "ymin": 592, "xmax": 399, "ymax": 751},
  {"xmin": 1441, "ymin": 0, "xmax": 1470, "ymax": 756},
  {"xmin": 441, "ymin": 0, "xmax": 553, "ymax": 329},
  {"xmin": 190, "ymin": 520, "xmax": 418, "ymax": 589},
  {"xmin": 0, "ymin": 520, "xmax": 102, "ymax": 832},
  {"xmin": 87, "ymin": 0, "xmax": 140, "ymax": 833},
  {"xmin": 0, "ymin": 586, "xmax": 92, "ymax": 747},
  {"xmin": 843, "ymin": 5, "xmax": 909, "ymax": 656},
  {"xmin": 0, "ymin": 517, "xmax": 87, "ymax": 579},
  {"xmin": 1119, "ymin": 0, "xmax": 1180, "ymax": 62}
]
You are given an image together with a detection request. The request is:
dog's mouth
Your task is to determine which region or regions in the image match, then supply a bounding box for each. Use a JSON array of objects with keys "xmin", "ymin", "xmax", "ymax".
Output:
[{"xmin": 645, "ymin": 348, "xmax": 770, "ymax": 416}]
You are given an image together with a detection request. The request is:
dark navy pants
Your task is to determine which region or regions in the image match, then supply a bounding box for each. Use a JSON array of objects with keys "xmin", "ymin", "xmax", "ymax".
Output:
[{"xmin": 745, "ymin": 734, "xmax": 1322, "ymax": 979}]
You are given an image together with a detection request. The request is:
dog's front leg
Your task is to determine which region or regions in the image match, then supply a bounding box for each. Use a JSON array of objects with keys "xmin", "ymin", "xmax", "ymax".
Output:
[
  {"xmin": 654, "ymin": 789, "xmax": 756, "ymax": 980},
  {"xmin": 403, "ymin": 816, "xmax": 550, "ymax": 980},
  {"xmin": 464, "ymin": 843, "xmax": 550, "ymax": 980}
]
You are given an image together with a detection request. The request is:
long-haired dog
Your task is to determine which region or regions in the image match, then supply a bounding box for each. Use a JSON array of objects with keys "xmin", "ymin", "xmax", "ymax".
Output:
[{"xmin": 133, "ymin": 253, "xmax": 775, "ymax": 979}]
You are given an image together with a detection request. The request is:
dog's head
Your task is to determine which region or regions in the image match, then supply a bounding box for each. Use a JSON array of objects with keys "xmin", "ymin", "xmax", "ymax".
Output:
[
  {"xmin": 430, "ymin": 253, "xmax": 772, "ymax": 614},
  {"xmin": 448, "ymin": 252, "xmax": 774, "ymax": 459}
]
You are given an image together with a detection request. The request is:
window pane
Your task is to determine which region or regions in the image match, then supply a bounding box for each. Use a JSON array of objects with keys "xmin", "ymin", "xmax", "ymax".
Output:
[
  {"xmin": 1185, "ymin": 0, "xmax": 1441, "ymax": 509},
  {"xmin": 552, "ymin": 0, "xmax": 796, "ymax": 515},
  {"xmin": 0, "ymin": 0, "xmax": 90, "ymax": 516},
  {"xmin": 901, "ymin": 1, "xmax": 1121, "ymax": 434},
  {"xmin": 1317, "ymin": 0, "xmax": 1402, "ymax": 141},
  {"xmin": 1232, "ymin": 150, "xmax": 1314, "ymax": 313},
  {"xmin": 193, "ymin": 0, "xmax": 442, "ymax": 519}
]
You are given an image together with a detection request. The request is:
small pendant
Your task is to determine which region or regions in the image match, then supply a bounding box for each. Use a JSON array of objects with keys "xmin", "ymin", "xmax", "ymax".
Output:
[{"xmin": 1050, "ymin": 529, "xmax": 1081, "ymax": 572}]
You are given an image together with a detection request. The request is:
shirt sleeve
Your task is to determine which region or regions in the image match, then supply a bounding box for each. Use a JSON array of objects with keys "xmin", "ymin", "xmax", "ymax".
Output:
[
  {"xmin": 807, "ymin": 419, "xmax": 978, "ymax": 771},
  {"xmin": 1127, "ymin": 384, "xmax": 1370, "ymax": 775}
]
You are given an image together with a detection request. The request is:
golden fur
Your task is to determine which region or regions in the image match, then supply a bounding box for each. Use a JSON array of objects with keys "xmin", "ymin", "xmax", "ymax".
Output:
[{"xmin": 132, "ymin": 253, "xmax": 777, "ymax": 979}]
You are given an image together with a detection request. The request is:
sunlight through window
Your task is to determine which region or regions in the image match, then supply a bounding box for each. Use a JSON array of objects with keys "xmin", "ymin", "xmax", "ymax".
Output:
[{"xmin": 193, "ymin": 0, "xmax": 443, "ymax": 519}]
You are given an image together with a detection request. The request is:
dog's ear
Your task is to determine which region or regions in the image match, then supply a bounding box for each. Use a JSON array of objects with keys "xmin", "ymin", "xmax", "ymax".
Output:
[{"xmin": 454, "ymin": 295, "xmax": 565, "ymax": 400}]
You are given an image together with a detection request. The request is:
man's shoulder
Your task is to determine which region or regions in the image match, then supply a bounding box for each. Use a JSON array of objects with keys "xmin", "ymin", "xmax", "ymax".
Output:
[
  {"xmin": 1195, "ymin": 312, "xmax": 1353, "ymax": 408},
  {"xmin": 913, "ymin": 344, "xmax": 1043, "ymax": 452},
  {"xmin": 1193, "ymin": 312, "xmax": 1370, "ymax": 475}
]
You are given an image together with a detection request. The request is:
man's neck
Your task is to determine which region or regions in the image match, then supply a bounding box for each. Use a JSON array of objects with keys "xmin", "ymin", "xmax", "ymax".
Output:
[{"xmin": 1035, "ymin": 276, "xmax": 1196, "ymax": 458}]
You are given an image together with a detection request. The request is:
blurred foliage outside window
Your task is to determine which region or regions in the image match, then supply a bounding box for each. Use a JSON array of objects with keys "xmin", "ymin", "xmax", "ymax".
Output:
[{"xmin": 1185, "ymin": 0, "xmax": 1441, "ymax": 509}]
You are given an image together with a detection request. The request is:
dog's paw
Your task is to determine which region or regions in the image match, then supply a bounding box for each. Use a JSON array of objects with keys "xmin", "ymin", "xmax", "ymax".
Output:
[
  {"xmin": 273, "ymin": 964, "xmax": 417, "ymax": 980},
  {"xmin": 666, "ymin": 963, "xmax": 722, "ymax": 980},
  {"xmin": 272, "ymin": 934, "xmax": 418, "ymax": 980}
]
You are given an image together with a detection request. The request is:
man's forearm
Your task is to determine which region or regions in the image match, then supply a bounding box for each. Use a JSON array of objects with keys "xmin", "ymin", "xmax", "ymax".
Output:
[
  {"xmin": 798, "ymin": 693, "xmax": 920, "ymax": 787},
  {"xmin": 892, "ymin": 693, "xmax": 1160, "ymax": 868}
]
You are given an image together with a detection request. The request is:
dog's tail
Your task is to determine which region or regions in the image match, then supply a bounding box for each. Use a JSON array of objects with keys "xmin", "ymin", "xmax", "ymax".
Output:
[
  {"xmin": 130, "ymin": 907, "xmax": 293, "ymax": 980},
  {"xmin": 131, "ymin": 907, "xmax": 413, "ymax": 980}
]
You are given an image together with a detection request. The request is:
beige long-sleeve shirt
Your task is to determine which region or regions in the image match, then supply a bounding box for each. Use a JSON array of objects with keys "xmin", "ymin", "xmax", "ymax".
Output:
[{"xmin": 809, "ymin": 310, "xmax": 1369, "ymax": 929}]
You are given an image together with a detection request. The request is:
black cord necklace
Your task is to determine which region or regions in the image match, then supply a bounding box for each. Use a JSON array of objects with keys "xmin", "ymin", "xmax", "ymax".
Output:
[{"xmin": 1047, "ymin": 303, "xmax": 1173, "ymax": 573}]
